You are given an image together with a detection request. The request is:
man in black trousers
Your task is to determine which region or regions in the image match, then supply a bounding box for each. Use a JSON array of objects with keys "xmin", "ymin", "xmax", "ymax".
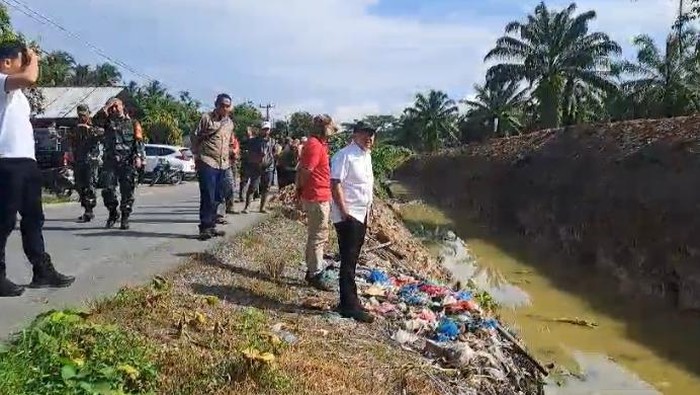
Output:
[
  {"xmin": 0, "ymin": 41, "xmax": 75, "ymax": 297},
  {"xmin": 330, "ymin": 122, "xmax": 376, "ymax": 323}
]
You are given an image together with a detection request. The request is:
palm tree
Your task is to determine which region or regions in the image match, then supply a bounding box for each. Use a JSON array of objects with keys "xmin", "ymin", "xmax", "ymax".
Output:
[
  {"xmin": 71, "ymin": 64, "xmax": 92, "ymax": 86},
  {"xmin": 484, "ymin": 2, "xmax": 621, "ymax": 128},
  {"xmin": 40, "ymin": 51, "xmax": 76, "ymax": 86},
  {"xmin": 403, "ymin": 90, "xmax": 459, "ymax": 152},
  {"xmin": 617, "ymin": 31, "xmax": 699, "ymax": 118},
  {"xmin": 92, "ymin": 63, "xmax": 121, "ymax": 86},
  {"xmin": 463, "ymin": 80, "xmax": 529, "ymax": 137}
]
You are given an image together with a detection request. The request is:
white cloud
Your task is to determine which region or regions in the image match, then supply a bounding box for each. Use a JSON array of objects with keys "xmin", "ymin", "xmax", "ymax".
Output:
[{"xmin": 10, "ymin": 0, "xmax": 680, "ymax": 121}]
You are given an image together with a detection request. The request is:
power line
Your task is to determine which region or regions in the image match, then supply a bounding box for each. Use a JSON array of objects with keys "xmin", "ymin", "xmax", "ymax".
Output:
[{"xmin": 0, "ymin": 0, "xmax": 158, "ymax": 85}]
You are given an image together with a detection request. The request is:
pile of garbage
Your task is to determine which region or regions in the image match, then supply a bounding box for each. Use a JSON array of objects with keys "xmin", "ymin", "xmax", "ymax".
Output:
[
  {"xmin": 351, "ymin": 263, "xmax": 544, "ymax": 395},
  {"xmin": 275, "ymin": 187, "xmax": 544, "ymax": 394}
]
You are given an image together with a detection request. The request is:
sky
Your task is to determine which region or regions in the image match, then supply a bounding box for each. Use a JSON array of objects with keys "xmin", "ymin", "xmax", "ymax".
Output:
[{"xmin": 7, "ymin": 0, "xmax": 682, "ymax": 121}]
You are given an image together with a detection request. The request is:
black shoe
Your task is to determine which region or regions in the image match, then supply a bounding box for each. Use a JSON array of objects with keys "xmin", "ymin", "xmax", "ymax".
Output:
[
  {"xmin": 215, "ymin": 215, "xmax": 228, "ymax": 225},
  {"xmin": 0, "ymin": 277, "xmax": 25, "ymax": 297},
  {"xmin": 120, "ymin": 217, "xmax": 130, "ymax": 230},
  {"xmin": 28, "ymin": 254, "xmax": 75, "ymax": 289},
  {"xmin": 305, "ymin": 271, "xmax": 333, "ymax": 292},
  {"xmin": 198, "ymin": 228, "xmax": 226, "ymax": 241},
  {"xmin": 106, "ymin": 211, "xmax": 120, "ymax": 229},
  {"xmin": 77, "ymin": 212, "xmax": 94, "ymax": 223},
  {"xmin": 338, "ymin": 306, "xmax": 375, "ymax": 323}
]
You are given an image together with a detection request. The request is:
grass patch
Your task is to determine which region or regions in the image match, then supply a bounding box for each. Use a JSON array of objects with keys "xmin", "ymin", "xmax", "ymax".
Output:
[
  {"xmin": 0, "ymin": 310, "xmax": 158, "ymax": 395},
  {"xmin": 42, "ymin": 194, "xmax": 73, "ymax": 204}
]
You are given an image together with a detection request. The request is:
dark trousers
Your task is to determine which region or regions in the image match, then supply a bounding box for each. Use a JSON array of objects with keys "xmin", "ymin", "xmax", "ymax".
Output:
[
  {"xmin": 247, "ymin": 169, "xmax": 273, "ymax": 197},
  {"xmin": 277, "ymin": 168, "xmax": 297, "ymax": 190},
  {"xmin": 74, "ymin": 161, "xmax": 97, "ymax": 211},
  {"xmin": 334, "ymin": 217, "xmax": 367, "ymax": 309},
  {"xmin": 197, "ymin": 162, "xmax": 226, "ymax": 230},
  {"xmin": 102, "ymin": 159, "xmax": 137, "ymax": 216},
  {"xmin": 0, "ymin": 158, "xmax": 47, "ymax": 269}
]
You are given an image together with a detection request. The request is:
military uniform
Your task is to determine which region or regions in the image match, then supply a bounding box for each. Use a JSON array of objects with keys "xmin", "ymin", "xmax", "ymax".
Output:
[
  {"xmin": 66, "ymin": 104, "xmax": 102, "ymax": 222},
  {"xmin": 93, "ymin": 101, "xmax": 145, "ymax": 229}
]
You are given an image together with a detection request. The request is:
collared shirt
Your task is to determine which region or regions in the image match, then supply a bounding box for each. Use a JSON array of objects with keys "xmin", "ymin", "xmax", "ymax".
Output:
[
  {"xmin": 0, "ymin": 73, "xmax": 35, "ymax": 160},
  {"xmin": 299, "ymin": 136, "xmax": 331, "ymax": 202},
  {"xmin": 330, "ymin": 141, "xmax": 374, "ymax": 224},
  {"xmin": 191, "ymin": 112, "xmax": 235, "ymax": 170}
]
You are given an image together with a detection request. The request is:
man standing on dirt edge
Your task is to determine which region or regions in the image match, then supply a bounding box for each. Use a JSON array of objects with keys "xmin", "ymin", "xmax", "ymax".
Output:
[
  {"xmin": 0, "ymin": 41, "xmax": 74, "ymax": 297},
  {"xmin": 296, "ymin": 114, "xmax": 337, "ymax": 291},
  {"xmin": 330, "ymin": 122, "xmax": 376, "ymax": 323},
  {"xmin": 191, "ymin": 93, "xmax": 235, "ymax": 240},
  {"xmin": 242, "ymin": 121, "xmax": 275, "ymax": 214}
]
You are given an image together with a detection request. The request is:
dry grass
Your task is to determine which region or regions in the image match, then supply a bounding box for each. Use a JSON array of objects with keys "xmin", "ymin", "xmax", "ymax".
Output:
[{"xmin": 90, "ymin": 213, "xmax": 446, "ymax": 395}]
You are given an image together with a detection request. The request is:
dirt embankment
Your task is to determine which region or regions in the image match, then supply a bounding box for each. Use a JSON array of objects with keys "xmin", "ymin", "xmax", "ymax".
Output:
[{"xmin": 399, "ymin": 116, "xmax": 700, "ymax": 310}]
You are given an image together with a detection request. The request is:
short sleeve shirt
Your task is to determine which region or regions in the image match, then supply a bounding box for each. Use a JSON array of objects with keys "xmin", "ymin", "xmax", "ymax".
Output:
[
  {"xmin": 330, "ymin": 141, "xmax": 374, "ymax": 223},
  {"xmin": 0, "ymin": 74, "xmax": 35, "ymax": 160},
  {"xmin": 299, "ymin": 136, "xmax": 331, "ymax": 202}
]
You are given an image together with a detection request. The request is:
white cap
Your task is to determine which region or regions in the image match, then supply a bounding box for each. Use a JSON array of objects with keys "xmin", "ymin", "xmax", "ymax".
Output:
[{"xmin": 261, "ymin": 121, "xmax": 272, "ymax": 129}]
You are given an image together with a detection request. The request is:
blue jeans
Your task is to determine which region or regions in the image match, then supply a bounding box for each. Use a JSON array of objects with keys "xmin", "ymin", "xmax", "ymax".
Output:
[{"xmin": 197, "ymin": 162, "xmax": 226, "ymax": 230}]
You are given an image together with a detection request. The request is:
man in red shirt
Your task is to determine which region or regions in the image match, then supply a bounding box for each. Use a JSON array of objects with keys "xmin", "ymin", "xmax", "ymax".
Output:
[{"xmin": 296, "ymin": 114, "xmax": 338, "ymax": 291}]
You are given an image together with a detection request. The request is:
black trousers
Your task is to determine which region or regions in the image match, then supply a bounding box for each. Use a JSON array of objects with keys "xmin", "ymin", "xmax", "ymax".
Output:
[
  {"xmin": 334, "ymin": 216, "xmax": 367, "ymax": 309},
  {"xmin": 101, "ymin": 159, "xmax": 138, "ymax": 216},
  {"xmin": 74, "ymin": 161, "xmax": 98, "ymax": 211},
  {"xmin": 0, "ymin": 158, "xmax": 47, "ymax": 269}
]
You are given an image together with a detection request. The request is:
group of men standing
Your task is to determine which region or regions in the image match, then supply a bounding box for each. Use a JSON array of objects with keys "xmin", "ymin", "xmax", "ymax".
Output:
[
  {"xmin": 66, "ymin": 99, "xmax": 145, "ymax": 230},
  {"xmin": 191, "ymin": 95, "xmax": 378, "ymax": 323}
]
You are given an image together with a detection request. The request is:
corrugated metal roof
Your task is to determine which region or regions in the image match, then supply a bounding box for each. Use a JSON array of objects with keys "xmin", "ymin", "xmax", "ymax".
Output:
[{"xmin": 35, "ymin": 87, "xmax": 125, "ymax": 119}]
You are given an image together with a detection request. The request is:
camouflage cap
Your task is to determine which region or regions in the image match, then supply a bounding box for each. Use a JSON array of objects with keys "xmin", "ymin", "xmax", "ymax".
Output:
[{"xmin": 76, "ymin": 104, "xmax": 90, "ymax": 115}]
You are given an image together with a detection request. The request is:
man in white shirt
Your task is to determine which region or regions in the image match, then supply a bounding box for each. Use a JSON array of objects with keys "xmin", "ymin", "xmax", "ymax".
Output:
[
  {"xmin": 330, "ymin": 122, "xmax": 376, "ymax": 323},
  {"xmin": 0, "ymin": 41, "xmax": 74, "ymax": 297}
]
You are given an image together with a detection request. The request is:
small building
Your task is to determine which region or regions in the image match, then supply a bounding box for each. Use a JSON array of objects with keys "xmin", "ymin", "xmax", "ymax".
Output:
[{"xmin": 31, "ymin": 86, "xmax": 128, "ymax": 129}]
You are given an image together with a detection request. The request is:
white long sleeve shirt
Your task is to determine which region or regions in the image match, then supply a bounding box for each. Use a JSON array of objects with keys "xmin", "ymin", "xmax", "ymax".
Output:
[{"xmin": 330, "ymin": 141, "xmax": 374, "ymax": 224}]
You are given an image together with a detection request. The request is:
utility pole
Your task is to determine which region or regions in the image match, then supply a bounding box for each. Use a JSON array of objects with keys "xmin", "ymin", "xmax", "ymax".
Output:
[{"xmin": 259, "ymin": 103, "xmax": 275, "ymax": 121}]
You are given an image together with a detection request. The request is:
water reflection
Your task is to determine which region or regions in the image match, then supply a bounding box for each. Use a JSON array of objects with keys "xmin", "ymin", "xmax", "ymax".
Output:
[{"xmin": 437, "ymin": 231, "xmax": 660, "ymax": 394}]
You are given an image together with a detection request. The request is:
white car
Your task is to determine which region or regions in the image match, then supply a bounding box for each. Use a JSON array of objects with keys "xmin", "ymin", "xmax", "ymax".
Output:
[{"xmin": 144, "ymin": 144, "xmax": 196, "ymax": 180}]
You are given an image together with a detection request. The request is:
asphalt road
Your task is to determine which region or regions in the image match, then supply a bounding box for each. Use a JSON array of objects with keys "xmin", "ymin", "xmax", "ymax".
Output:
[{"xmin": 0, "ymin": 182, "xmax": 264, "ymax": 338}]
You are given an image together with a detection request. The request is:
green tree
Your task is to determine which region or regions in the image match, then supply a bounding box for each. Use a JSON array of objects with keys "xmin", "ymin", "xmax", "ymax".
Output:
[
  {"xmin": 39, "ymin": 51, "xmax": 75, "ymax": 86},
  {"xmin": 616, "ymin": 32, "xmax": 700, "ymax": 118},
  {"xmin": 484, "ymin": 2, "xmax": 621, "ymax": 128},
  {"xmin": 403, "ymin": 90, "xmax": 459, "ymax": 152},
  {"xmin": 288, "ymin": 111, "xmax": 314, "ymax": 138},
  {"xmin": 463, "ymin": 80, "xmax": 528, "ymax": 137},
  {"xmin": 233, "ymin": 102, "xmax": 263, "ymax": 138}
]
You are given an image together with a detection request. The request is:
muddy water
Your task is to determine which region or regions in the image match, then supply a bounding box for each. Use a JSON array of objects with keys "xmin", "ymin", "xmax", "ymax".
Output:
[{"xmin": 392, "ymin": 185, "xmax": 700, "ymax": 395}]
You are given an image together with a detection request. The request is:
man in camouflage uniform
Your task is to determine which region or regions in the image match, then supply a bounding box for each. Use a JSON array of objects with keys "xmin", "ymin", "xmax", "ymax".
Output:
[
  {"xmin": 93, "ymin": 98, "xmax": 145, "ymax": 230},
  {"xmin": 66, "ymin": 104, "xmax": 102, "ymax": 223}
]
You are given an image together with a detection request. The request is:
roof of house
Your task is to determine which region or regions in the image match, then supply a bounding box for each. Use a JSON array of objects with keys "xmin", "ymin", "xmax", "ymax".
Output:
[{"xmin": 35, "ymin": 87, "xmax": 125, "ymax": 119}]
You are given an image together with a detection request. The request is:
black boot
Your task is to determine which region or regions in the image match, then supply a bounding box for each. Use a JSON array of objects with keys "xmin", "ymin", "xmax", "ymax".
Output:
[
  {"xmin": 28, "ymin": 253, "xmax": 75, "ymax": 289},
  {"xmin": 0, "ymin": 263, "xmax": 24, "ymax": 297},
  {"xmin": 198, "ymin": 227, "xmax": 226, "ymax": 241},
  {"xmin": 77, "ymin": 209, "xmax": 94, "ymax": 223},
  {"xmin": 106, "ymin": 210, "xmax": 120, "ymax": 229},
  {"xmin": 120, "ymin": 212, "xmax": 130, "ymax": 230}
]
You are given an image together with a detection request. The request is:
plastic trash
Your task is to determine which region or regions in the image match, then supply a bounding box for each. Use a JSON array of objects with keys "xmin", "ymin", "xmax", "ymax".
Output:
[
  {"xmin": 368, "ymin": 269, "xmax": 390, "ymax": 284},
  {"xmin": 436, "ymin": 318, "xmax": 460, "ymax": 342}
]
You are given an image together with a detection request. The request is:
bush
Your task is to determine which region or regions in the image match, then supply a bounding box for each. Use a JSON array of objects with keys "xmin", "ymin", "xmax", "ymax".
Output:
[{"xmin": 0, "ymin": 310, "xmax": 158, "ymax": 395}]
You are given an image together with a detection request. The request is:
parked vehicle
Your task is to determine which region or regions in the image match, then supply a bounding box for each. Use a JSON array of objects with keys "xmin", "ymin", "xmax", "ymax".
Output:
[
  {"xmin": 42, "ymin": 166, "xmax": 75, "ymax": 198},
  {"xmin": 34, "ymin": 127, "xmax": 75, "ymax": 197},
  {"xmin": 142, "ymin": 157, "xmax": 183, "ymax": 186},
  {"xmin": 144, "ymin": 144, "xmax": 195, "ymax": 181}
]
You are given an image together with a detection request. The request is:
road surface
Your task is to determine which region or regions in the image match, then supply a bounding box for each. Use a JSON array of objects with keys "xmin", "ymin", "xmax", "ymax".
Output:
[{"xmin": 0, "ymin": 182, "xmax": 263, "ymax": 338}]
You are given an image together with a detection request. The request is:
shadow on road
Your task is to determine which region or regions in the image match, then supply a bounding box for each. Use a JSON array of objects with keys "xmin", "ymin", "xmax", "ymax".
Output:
[{"xmin": 76, "ymin": 230, "xmax": 198, "ymax": 240}]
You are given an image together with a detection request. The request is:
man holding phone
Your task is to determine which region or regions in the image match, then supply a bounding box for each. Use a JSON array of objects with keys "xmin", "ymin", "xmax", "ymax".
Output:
[
  {"xmin": 93, "ymin": 97, "xmax": 145, "ymax": 230},
  {"xmin": 0, "ymin": 41, "xmax": 74, "ymax": 297},
  {"xmin": 191, "ymin": 93, "xmax": 236, "ymax": 240}
]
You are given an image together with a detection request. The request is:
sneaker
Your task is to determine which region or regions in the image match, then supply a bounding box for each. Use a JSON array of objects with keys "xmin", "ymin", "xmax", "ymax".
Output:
[
  {"xmin": 305, "ymin": 271, "xmax": 333, "ymax": 292},
  {"xmin": 0, "ymin": 277, "xmax": 25, "ymax": 297},
  {"xmin": 28, "ymin": 254, "xmax": 75, "ymax": 289},
  {"xmin": 338, "ymin": 307, "xmax": 375, "ymax": 323}
]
